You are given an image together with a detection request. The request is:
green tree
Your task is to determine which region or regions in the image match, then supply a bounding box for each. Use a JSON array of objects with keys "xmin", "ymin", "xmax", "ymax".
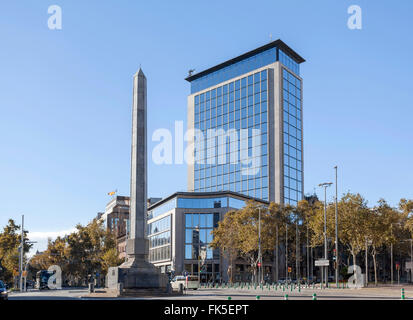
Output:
[
  {"xmin": 338, "ymin": 193, "xmax": 370, "ymax": 285},
  {"xmin": 30, "ymin": 218, "xmax": 121, "ymax": 286},
  {"xmin": 210, "ymin": 210, "xmax": 241, "ymax": 283},
  {"xmin": 0, "ymin": 219, "xmax": 32, "ymax": 284}
]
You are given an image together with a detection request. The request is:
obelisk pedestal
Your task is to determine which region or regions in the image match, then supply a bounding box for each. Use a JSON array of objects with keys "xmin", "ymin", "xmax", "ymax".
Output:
[{"xmin": 106, "ymin": 69, "xmax": 170, "ymax": 296}]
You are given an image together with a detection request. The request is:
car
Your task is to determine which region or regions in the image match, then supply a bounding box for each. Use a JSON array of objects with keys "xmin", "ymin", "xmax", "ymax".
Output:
[
  {"xmin": 26, "ymin": 280, "xmax": 35, "ymax": 289},
  {"xmin": 277, "ymin": 278, "xmax": 291, "ymax": 285},
  {"xmin": 170, "ymin": 275, "xmax": 199, "ymax": 291},
  {"xmin": 0, "ymin": 280, "xmax": 8, "ymax": 301}
]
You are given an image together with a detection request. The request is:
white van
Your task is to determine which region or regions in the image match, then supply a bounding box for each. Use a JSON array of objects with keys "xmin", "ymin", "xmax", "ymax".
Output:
[{"xmin": 171, "ymin": 275, "xmax": 199, "ymax": 290}]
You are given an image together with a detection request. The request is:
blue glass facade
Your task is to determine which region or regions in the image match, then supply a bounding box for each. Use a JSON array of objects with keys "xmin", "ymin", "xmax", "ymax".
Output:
[
  {"xmin": 193, "ymin": 70, "xmax": 269, "ymax": 201},
  {"xmin": 148, "ymin": 215, "xmax": 171, "ymax": 262},
  {"xmin": 147, "ymin": 194, "xmax": 251, "ymax": 220},
  {"xmin": 184, "ymin": 213, "xmax": 219, "ymax": 260},
  {"xmin": 190, "ymin": 46, "xmax": 300, "ymax": 94},
  {"xmin": 188, "ymin": 41, "xmax": 304, "ymax": 205},
  {"xmin": 282, "ymin": 68, "xmax": 303, "ymax": 206}
]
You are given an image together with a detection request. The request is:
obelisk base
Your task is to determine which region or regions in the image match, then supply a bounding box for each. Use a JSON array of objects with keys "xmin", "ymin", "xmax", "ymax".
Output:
[{"xmin": 106, "ymin": 260, "xmax": 171, "ymax": 296}]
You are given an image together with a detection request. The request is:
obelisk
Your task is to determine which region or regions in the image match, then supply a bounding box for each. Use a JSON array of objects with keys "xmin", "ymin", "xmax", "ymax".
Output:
[{"xmin": 107, "ymin": 69, "xmax": 169, "ymax": 295}]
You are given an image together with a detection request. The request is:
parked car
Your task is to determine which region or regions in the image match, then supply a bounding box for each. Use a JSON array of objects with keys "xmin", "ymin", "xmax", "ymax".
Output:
[
  {"xmin": 277, "ymin": 278, "xmax": 291, "ymax": 285},
  {"xmin": 170, "ymin": 275, "xmax": 199, "ymax": 291},
  {"xmin": 0, "ymin": 280, "xmax": 8, "ymax": 301},
  {"xmin": 26, "ymin": 280, "xmax": 35, "ymax": 289}
]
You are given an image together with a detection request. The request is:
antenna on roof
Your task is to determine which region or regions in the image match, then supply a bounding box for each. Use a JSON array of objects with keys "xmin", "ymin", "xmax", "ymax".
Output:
[
  {"xmin": 269, "ymin": 33, "xmax": 272, "ymax": 42},
  {"xmin": 188, "ymin": 69, "xmax": 195, "ymax": 77}
]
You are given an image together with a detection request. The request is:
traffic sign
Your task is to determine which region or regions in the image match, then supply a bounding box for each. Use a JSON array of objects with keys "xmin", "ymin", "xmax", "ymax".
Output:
[{"xmin": 315, "ymin": 259, "xmax": 330, "ymax": 267}]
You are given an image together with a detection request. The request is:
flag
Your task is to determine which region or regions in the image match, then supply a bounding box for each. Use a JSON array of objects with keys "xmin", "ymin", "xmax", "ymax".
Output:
[{"xmin": 108, "ymin": 190, "xmax": 117, "ymax": 196}]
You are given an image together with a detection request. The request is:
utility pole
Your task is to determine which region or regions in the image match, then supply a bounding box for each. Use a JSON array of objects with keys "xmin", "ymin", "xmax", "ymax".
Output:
[
  {"xmin": 391, "ymin": 224, "xmax": 393, "ymax": 285},
  {"xmin": 319, "ymin": 182, "xmax": 332, "ymax": 287},
  {"xmin": 295, "ymin": 212, "xmax": 299, "ymax": 281},
  {"xmin": 275, "ymin": 225, "xmax": 279, "ymax": 282},
  {"xmin": 365, "ymin": 237, "xmax": 368, "ymax": 287},
  {"xmin": 334, "ymin": 166, "xmax": 339, "ymax": 288},
  {"xmin": 285, "ymin": 223, "xmax": 288, "ymax": 280},
  {"xmin": 19, "ymin": 215, "xmax": 24, "ymax": 292},
  {"xmin": 306, "ymin": 222, "xmax": 309, "ymax": 283},
  {"xmin": 410, "ymin": 239, "xmax": 412, "ymax": 283},
  {"xmin": 258, "ymin": 207, "xmax": 262, "ymax": 285}
]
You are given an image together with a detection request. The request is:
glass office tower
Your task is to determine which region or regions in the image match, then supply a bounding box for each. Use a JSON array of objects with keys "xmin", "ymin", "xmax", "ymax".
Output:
[{"xmin": 186, "ymin": 40, "xmax": 305, "ymax": 205}]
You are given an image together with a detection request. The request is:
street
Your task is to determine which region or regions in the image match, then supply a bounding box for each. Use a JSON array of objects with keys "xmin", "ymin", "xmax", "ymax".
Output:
[{"xmin": 7, "ymin": 285, "xmax": 413, "ymax": 300}]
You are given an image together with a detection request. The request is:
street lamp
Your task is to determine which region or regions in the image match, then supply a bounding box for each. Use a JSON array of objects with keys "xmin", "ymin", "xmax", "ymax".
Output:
[
  {"xmin": 319, "ymin": 182, "xmax": 333, "ymax": 287},
  {"xmin": 334, "ymin": 166, "xmax": 339, "ymax": 288}
]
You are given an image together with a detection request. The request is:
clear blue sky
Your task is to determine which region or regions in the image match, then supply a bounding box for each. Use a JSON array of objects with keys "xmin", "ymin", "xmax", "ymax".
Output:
[{"xmin": 1, "ymin": 1, "xmax": 412, "ymax": 252}]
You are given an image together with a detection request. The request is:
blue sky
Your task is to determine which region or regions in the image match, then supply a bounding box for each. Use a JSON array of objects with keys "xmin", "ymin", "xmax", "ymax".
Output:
[{"xmin": 1, "ymin": 1, "xmax": 412, "ymax": 253}]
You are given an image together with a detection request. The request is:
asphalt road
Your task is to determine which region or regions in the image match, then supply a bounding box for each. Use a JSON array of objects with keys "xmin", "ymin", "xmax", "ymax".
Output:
[{"xmin": 7, "ymin": 285, "xmax": 413, "ymax": 300}]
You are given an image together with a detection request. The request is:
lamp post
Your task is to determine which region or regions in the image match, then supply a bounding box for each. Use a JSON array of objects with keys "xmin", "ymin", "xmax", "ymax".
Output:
[
  {"xmin": 334, "ymin": 166, "xmax": 339, "ymax": 288},
  {"xmin": 19, "ymin": 215, "xmax": 24, "ymax": 292},
  {"xmin": 319, "ymin": 182, "xmax": 332, "ymax": 287},
  {"xmin": 411, "ymin": 239, "xmax": 412, "ymax": 283},
  {"xmin": 391, "ymin": 224, "xmax": 393, "ymax": 285},
  {"xmin": 258, "ymin": 207, "xmax": 262, "ymax": 286}
]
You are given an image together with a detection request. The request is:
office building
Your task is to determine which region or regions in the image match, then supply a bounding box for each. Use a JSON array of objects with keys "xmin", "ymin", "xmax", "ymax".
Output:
[
  {"xmin": 186, "ymin": 39, "xmax": 305, "ymax": 206},
  {"xmin": 146, "ymin": 191, "xmax": 268, "ymax": 281}
]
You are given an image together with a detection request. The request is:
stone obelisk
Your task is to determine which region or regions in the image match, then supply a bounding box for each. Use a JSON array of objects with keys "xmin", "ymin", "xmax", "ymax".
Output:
[{"xmin": 107, "ymin": 69, "xmax": 169, "ymax": 295}]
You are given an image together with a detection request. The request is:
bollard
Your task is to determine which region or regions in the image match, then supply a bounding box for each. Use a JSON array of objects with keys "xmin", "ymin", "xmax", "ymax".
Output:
[
  {"xmin": 256, "ymin": 295, "xmax": 261, "ymax": 300},
  {"xmin": 284, "ymin": 294, "xmax": 289, "ymax": 300},
  {"xmin": 312, "ymin": 293, "xmax": 317, "ymax": 300},
  {"xmin": 401, "ymin": 288, "xmax": 405, "ymax": 300}
]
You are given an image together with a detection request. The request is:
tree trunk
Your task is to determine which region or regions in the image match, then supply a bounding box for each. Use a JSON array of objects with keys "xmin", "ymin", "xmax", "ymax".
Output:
[{"xmin": 372, "ymin": 251, "xmax": 378, "ymax": 286}]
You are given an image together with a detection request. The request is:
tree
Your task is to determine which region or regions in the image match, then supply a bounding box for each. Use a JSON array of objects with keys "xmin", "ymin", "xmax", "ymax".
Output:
[
  {"xmin": 268, "ymin": 202, "xmax": 290, "ymax": 281},
  {"xmin": 304, "ymin": 200, "xmax": 335, "ymax": 248},
  {"xmin": 0, "ymin": 219, "xmax": 32, "ymax": 284},
  {"xmin": 209, "ymin": 210, "xmax": 240, "ymax": 283},
  {"xmin": 211, "ymin": 201, "xmax": 277, "ymax": 284},
  {"xmin": 366, "ymin": 199, "xmax": 397, "ymax": 285},
  {"xmin": 338, "ymin": 193, "xmax": 370, "ymax": 285},
  {"xmin": 29, "ymin": 218, "xmax": 121, "ymax": 286}
]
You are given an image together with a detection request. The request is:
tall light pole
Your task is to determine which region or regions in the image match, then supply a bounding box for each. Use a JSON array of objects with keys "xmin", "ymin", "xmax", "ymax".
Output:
[
  {"xmin": 19, "ymin": 215, "xmax": 24, "ymax": 292},
  {"xmin": 258, "ymin": 207, "xmax": 262, "ymax": 285},
  {"xmin": 285, "ymin": 223, "xmax": 288, "ymax": 280},
  {"xmin": 334, "ymin": 166, "xmax": 339, "ymax": 288},
  {"xmin": 319, "ymin": 182, "xmax": 332, "ymax": 287},
  {"xmin": 295, "ymin": 211, "xmax": 299, "ymax": 281},
  {"xmin": 411, "ymin": 239, "xmax": 412, "ymax": 283},
  {"xmin": 391, "ymin": 224, "xmax": 393, "ymax": 285},
  {"xmin": 365, "ymin": 237, "xmax": 368, "ymax": 287}
]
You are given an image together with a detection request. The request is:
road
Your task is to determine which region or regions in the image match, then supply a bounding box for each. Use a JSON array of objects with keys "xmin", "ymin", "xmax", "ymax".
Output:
[{"xmin": 7, "ymin": 285, "xmax": 413, "ymax": 300}]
